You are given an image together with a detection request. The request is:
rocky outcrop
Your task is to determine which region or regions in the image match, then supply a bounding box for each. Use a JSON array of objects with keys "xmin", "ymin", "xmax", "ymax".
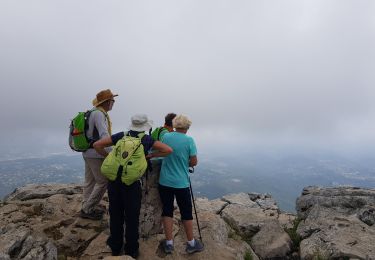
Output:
[
  {"xmin": 0, "ymin": 181, "xmax": 295, "ymax": 259},
  {"xmin": 220, "ymin": 192, "xmax": 294, "ymax": 259},
  {"xmin": 2, "ymin": 177, "xmax": 374, "ymax": 260},
  {"xmin": 139, "ymin": 161, "xmax": 163, "ymax": 237},
  {"xmin": 296, "ymin": 186, "xmax": 375, "ymax": 259}
]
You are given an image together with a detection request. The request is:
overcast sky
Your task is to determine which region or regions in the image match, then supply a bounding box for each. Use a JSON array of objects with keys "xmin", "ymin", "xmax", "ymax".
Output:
[{"xmin": 1, "ymin": 1, "xmax": 375, "ymax": 157}]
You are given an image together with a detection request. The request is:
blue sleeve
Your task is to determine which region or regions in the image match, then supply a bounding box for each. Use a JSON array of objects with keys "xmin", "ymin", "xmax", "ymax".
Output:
[
  {"xmin": 111, "ymin": 132, "xmax": 125, "ymax": 145},
  {"xmin": 189, "ymin": 137, "xmax": 197, "ymax": 156},
  {"xmin": 142, "ymin": 135, "xmax": 155, "ymax": 153}
]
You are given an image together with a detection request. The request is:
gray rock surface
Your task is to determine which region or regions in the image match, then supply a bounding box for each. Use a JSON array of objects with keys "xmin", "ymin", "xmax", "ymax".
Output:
[
  {"xmin": 139, "ymin": 160, "xmax": 164, "ymax": 237},
  {"xmin": 222, "ymin": 193, "xmax": 259, "ymax": 207},
  {"xmin": 0, "ymin": 175, "xmax": 267, "ymax": 259},
  {"xmin": 251, "ymin": 220, "xmax": 292, "ymax": 259},
  {"xmin": 195, "ymin": 197, "xmax": 228, "ymax": 214},
  {"xmin": 221, "ymin": 194, "xmax": 293, "ymax": 258},
  {"xmin": 3, "ymin": 177, "xmax": 373, "ymax": 260},
  {"xmin": 296, "ymin": 186, "xmax": 375, "ymax": 259}
]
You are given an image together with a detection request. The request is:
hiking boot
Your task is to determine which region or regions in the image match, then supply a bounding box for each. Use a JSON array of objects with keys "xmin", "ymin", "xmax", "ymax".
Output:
[
  {"xmin": 80, "ymin": 209, "xmax": 103, "ymax": 220},
  {"xmin": 161, "ymin": 240, "xmax": 174, "ymax": 254},
  {"xmin": 125, "ymin": 250, "xmax": 139, "ymax": 259},
  {"xmin": 106, "ymin": 237, "xmax": 122, "ymax": 256},
  {"xmin": 112, "ymin": 251, "xmax": 121, "ymax": 256},
  {"xmin": 185, "ymin": 240, "xmax": 204, "ymax": 254}
]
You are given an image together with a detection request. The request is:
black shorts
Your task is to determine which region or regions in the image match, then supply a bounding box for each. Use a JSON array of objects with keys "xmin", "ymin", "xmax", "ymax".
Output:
[{"xmin": 158, "ymin": 184, "xmax": 193, "ymax": 220}]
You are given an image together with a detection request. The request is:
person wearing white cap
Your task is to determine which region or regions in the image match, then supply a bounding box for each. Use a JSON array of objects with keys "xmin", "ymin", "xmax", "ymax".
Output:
[
  {"xmin": 80, "ymin": 89, "xmax": 118, "ymax": 221},
  {"xmin": 93, "ymin": 114, "xmax": 172, "ymax": 258}
]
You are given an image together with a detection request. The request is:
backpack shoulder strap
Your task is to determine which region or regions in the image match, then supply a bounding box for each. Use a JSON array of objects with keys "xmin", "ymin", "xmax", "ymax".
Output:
[
  {"xmin": 95, "ymin": 107, "xmax": 112, "ymax": 135},
  {"xmin": 157, "ymin": 127, "xmax": 167, "ymax": 140},
  {"xmin": 83, "ymin": 110, "xmax": 98, "ymax": 147},
  {"xmin": 137, "ymin": 132, "xmax": 146, "ymax": 139}
]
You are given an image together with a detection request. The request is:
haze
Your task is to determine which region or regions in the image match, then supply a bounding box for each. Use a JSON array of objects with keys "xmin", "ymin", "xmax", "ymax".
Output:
[{"xmin": 1, "ymin": 1, "xmax": 374, "ymax": 159}]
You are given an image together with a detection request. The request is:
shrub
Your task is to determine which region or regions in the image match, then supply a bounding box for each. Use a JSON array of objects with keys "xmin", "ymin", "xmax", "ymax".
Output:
[
  {"xmin": 244, "ymin": 250, "xmax": 253, "ymax": 260},
  {"xmin": 284, "ymin": 218, "xmax": 302, "ymax": 252}
]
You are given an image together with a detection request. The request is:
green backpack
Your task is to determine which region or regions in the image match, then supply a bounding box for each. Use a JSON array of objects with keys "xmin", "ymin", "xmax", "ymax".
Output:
[
  {"xmin": 101, "ymin": 133, "xmax": 147, "ymax": 185},
  {"xmin": 151, "ymin": 126, "xmax": 167, "ymax": 141},
  {"xmin": 69, "ymin": 110, "xmax": 98, "ymax": 152}
]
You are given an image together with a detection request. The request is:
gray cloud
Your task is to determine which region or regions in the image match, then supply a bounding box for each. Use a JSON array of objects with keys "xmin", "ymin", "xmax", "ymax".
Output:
[{"xmin": 0, "ymin": 0, "xmax": 374, "ymax": 155}]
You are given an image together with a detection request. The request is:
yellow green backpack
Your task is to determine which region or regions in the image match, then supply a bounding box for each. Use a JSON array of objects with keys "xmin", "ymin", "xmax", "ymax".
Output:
[{"xmin": 101, "ymin": 132, "xmax": 147, "ymax": 185}]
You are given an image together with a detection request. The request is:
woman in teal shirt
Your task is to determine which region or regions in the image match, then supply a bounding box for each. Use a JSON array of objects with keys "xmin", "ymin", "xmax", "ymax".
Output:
[{"xmin": 152, "ymin": 114, "xmax": 204, "ymax": 254}]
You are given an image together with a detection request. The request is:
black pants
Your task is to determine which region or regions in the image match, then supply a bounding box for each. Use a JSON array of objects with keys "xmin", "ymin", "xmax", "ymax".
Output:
[
  {"xmin": 107, "ymin": 179, "xmax": 142, "ymax": 255},
  {"xmin": 158, "ymin": 184, "xmax": 193, "ymax": 220}
]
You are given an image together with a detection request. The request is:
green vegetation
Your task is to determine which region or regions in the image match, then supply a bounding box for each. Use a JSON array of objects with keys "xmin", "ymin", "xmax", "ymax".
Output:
[
  {"xmin": 228, "ymin": 229, "xmax": 242, "ymax": 241},
  {"xmin": 284, "ymin": 218, "xmax": 302, "ymax": 252},
  {"xmin": 244, "ymin": 250, "xmax": 253, "ymax": 260},
  {"xmin": 241, "ymin": 232, "xmax": 253, "ymax": 245},
  {"xmin": 57, "ymin": 254, "xmax": 66, "ymax": 260}
]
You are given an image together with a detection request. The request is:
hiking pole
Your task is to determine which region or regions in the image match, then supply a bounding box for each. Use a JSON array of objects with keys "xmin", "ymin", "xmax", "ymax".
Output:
[{"xmin": 188, "ymin": 167, "xmax": 203, "ymax": 243}]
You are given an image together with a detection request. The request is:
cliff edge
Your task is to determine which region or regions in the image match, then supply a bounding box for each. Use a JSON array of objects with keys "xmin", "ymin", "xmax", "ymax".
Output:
[{"xmin": 0, "ymin": 183, "xmax": 374, "ymax": 260}]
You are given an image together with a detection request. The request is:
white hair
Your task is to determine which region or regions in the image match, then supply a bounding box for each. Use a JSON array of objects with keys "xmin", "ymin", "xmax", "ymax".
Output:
[{"xmin": 172, "ymin": 114, "xmax": 192, "ymax": 129}]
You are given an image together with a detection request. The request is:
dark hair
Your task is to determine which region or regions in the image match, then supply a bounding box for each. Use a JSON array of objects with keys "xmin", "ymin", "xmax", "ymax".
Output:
[{"xmin": 165, "ymin": 113, "xmax": 177, "ymax": 127}]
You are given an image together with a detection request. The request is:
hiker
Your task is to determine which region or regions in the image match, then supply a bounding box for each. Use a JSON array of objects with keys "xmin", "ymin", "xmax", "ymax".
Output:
[
  {"xmin": 150, "ymin": 113, "xmax": 176, "ymax": 165},
  {"xmin": 151, "ymin": 113, "xmax": 176, "ymax": 141},
  {"xmin": 93, "ymin": 114, "xmax": 173, "ymax": 258},
  {"xmin": 80, "ymin": 89, "xmax": 117, "ymax": 220},
  {"xmin": 156, "ymin": 114, "xmax": 204, "ymax": 254}
]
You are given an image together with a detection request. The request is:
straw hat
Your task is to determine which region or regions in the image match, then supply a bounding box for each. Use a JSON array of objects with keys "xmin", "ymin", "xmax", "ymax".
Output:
[
  {"xmin": 92, "ymin": 89, "xmax": 118, "ymax": 107},
  {"xmin": 128, "ymin": 114, "xmax": 153, "ymax": 132}
]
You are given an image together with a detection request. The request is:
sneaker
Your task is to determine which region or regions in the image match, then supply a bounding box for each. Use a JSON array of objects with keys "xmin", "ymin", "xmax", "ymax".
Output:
[
  {"xmin": 162, "ymin": 240, "xmax": 174, "ymax": 254},
  {"xmin": 79, "ymin": 209, "xmax": 103, "ymax": 220},
  {"xmin": 185, "ymin": 239, "xmax": 204, "ymax": 254}
]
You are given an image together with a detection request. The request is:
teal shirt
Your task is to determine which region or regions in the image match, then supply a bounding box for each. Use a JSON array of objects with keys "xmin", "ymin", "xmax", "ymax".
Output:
[
  {"xmin": 150, "ymin": 128, "xmax": 170, "ymax": 163},
  {"xmin": 159, "ymin": 132, "xmax": 197, "ymax": 188},
  {"xmin": 158, "ymin": 128, "xmax": 169, "ymax": 141}
]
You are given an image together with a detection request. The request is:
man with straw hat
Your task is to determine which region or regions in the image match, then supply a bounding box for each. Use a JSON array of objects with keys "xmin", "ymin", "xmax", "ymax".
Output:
[{"xmin": 80, "ymin": 89, "xmax": 118, "ymax": 220}]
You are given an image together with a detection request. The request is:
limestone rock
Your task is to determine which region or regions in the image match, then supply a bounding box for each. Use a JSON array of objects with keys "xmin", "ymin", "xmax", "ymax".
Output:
[
  {"xmin": 195, "ymin": 197, "xmax": 228, "ymax": 214},
  {"xmin": 250, "ymin": 220, "xmax": 292, "ymax": 259},
  {"xmin": 1, "ymin": 178, "xmax": 267, "ymax": 259},
  {"xmin": 222, "ymin": 193, "xmax": 258, "ymax": 208},
  {"xmin": 220, "ymin": 192, "xmax": 293, "ymax": 259},
  {"xmin": 0, "ymin": 225, "xmax": 57, "ymax": 260},
  {"xmin": 221, "ymin": 204, "xmax": 276, "ymax": 237},
  {"xmin": 139, "ymin": 161, "xmax": 164, "ymax": 237},
  {"xmin": 5, "ymin": 183, "xmax": 82, "ymax": 201},
  {"xmin": 8, "ymin": 177, "xmax": 374, "ymax": 259},
  {"xmin": 296, "ymin": 186, "xmax": 375, "ymax": 259}
]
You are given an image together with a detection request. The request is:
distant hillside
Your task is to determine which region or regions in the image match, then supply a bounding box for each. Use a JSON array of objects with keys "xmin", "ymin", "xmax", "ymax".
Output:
[{"xmin": 1, "ymin": 153, "xmax": 375, "ymax": 212}]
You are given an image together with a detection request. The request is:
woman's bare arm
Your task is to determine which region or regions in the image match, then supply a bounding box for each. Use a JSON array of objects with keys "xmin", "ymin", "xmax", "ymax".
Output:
[
  {"xmin": 189, "ymin": 155, "xmax": 197, "ymax": 167},
  {"xmin": 147, "ymin": 141, "xmax": 173, "ymax": 159},
  {"xmin": 93, "ymin": 136, "xmax": 113, "ymax": 157}
]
